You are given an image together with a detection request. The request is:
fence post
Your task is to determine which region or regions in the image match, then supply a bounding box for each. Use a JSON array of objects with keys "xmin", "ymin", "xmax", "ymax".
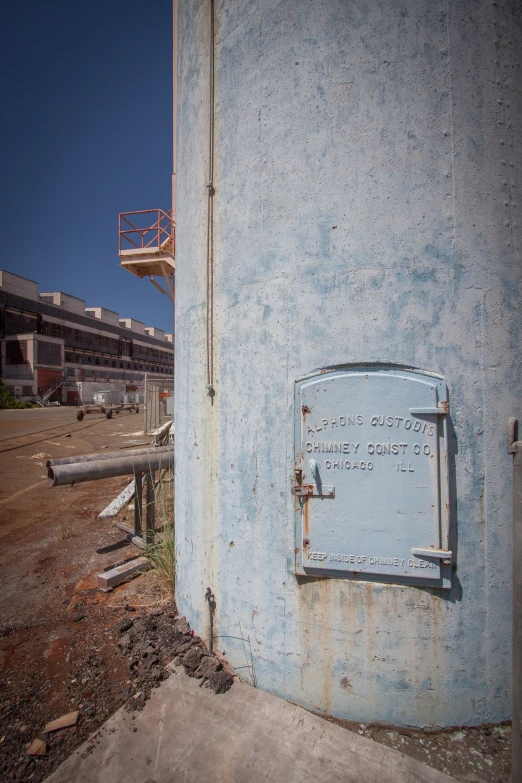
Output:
[
  {"xmin": 134, "ymin": 471, "xmax": 143, "ymax": 538},
  {"xmin": 143, "ymin": 373, "xmax": 148, "ymax": 434},
  {"xmin": 508, "ymin": 418, "xmax": 521, "ymax": 783},
  {"xmin": 145, "ymin": 470, "xmax": 156, "ymax": 544}
]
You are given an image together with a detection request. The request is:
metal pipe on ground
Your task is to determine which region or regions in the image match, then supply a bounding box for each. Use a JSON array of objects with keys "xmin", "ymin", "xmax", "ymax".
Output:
[
  {"xmin": 48, "ymin": 450, "xmax": 173, "ymax": 487},
  {"xmin": 46, "ymin": 445, "xmax": 171, "ymax": 469}
]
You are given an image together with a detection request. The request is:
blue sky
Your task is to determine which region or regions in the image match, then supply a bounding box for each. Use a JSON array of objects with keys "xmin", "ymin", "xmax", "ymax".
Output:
[{"xmin": 1, "ymin": 0, "xmax": 173, "ymax": 332}]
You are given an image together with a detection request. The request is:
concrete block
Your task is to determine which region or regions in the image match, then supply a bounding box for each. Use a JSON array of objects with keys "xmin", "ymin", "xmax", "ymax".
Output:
[{"xmin": 96, "ymin": 557, "xmax": 150, "ymax": 591}]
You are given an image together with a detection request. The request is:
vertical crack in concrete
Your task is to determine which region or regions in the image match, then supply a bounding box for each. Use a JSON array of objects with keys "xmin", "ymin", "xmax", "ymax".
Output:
[{"xmin": 252, "ymin": 430, "xmax": 261, "ymax": 527}]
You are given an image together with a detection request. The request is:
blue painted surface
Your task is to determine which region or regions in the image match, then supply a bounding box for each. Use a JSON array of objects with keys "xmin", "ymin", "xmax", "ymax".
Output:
[
  {"xmin": 175, "ymin": 0, "xmax": 522, "ymax": 726},
  {"xmin": 294, "ymin": 367, "xmax": 449, "ymax": 586}
]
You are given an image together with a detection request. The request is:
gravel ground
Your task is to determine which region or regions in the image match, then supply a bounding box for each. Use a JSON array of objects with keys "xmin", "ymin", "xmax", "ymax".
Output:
[{"xmin": 319, "ymin": 715, "xmax": 511, "ymax": 783}]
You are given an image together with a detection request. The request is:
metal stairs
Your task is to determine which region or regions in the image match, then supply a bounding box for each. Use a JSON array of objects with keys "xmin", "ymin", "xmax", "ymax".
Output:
[{"xmin": 36, "ymin": 379, "xmax": 64, "ymax": 407}]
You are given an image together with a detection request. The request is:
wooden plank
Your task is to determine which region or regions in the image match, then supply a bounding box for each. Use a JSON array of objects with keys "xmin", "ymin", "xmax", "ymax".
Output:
[
  {"xmin": 113, "ymin": 521, "xmax": 135, "ymax": 536},
  {"xmin": 98, "ymin": 480, "xmax": 136, "ymax": 519}
]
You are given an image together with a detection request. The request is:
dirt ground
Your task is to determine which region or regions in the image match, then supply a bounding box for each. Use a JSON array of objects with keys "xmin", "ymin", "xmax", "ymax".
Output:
[
  {"xmin": 0, "ymin": 408, "xmax": 172, "ymax": 782},
  {"xmin": 0, "ymin": 408, "xmax": 513, "ymax": 783}
]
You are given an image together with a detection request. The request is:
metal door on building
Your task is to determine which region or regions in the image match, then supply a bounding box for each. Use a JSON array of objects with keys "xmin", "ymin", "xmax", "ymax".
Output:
[
  {"xmin": 67, "ymin": 390, "xmax": 79, "ymax": 406},
  {"xmin": 293, "ymin": 367, "xmax": 451, "ymax": 588}
]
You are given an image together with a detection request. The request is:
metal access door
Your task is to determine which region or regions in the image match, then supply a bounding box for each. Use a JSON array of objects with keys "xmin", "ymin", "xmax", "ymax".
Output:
[{"xmin": 293, "ymin": 367, "xmax": 451, "ymax": 588}]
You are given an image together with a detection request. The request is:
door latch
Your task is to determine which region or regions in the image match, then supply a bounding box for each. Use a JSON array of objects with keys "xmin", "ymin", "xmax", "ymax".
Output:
[
  {"xmin": 291, "ymin": 468, "xmax": 334, "ymax": 497},
  {"xmin": 411, "ymin": 547, "xmax": 452, "ymax": 565},
  {"xmin": 291, "ymin": 483, "xmax": 335, "ymax": 497},
  {"xmin": 409, "ymin": 401, "xmax": 449, "ymax": 416}
]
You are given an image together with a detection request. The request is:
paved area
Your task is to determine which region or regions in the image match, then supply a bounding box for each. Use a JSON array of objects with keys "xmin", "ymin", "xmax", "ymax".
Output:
[
  {"xmin": 0, "ymin": 408, "xmax": 76, "ymax": 443},
  {"xmin": 45, "ymin": 671, "xmax": 458, "ymax": 783}
]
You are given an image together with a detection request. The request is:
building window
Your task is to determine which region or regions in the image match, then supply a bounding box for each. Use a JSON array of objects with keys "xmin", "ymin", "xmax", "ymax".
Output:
[
  {"xmin": 36, "ymin": 341, "xmax": 62, "ymax": 366},
  {"xmin": 5, "ymin": 340, "xmax": 28, "ymax": 365},
  {"xmin": 4, "ymin": 309, "xmax": 39, "ymax": 336}
]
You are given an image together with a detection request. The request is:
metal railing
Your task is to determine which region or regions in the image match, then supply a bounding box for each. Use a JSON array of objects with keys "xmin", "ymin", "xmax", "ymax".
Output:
[
  {"xmin": 35, "ymin": 378, "xmax": 65, "ymax": 407},
  {"xmin": 48, "ymin": 447, "xmax": 173, "ymax": 546},
  {"xmin": 118, "ymin": 209, "xmax": 175, "ymax": 255},
  {"xmin": 42, "ymin": 379, "xmax": 64, "ymax": 402}
]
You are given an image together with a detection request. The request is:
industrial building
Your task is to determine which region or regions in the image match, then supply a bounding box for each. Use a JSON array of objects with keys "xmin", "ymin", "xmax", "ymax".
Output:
[{"xmin": 0, "ymin": 269, "xmax": 173, "ymax": 405}]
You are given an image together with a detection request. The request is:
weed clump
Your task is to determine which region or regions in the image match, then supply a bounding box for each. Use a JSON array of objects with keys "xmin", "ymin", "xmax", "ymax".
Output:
[
  {"xmin": 56, "ymin": 520, "xmax": 74, "ymax": 540},
  {"xmin": 142, "ymin": 470, "xmax": 174, "ymax": 596}
]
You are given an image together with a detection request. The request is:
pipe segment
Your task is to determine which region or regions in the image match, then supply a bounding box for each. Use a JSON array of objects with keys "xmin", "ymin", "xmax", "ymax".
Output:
[
  {"xmin": 46, "ymin": 445, "xmax": 171, "ymax": 469},
  {"xmin": 48, "ymin": 450, "xmax": 173, "ymax": 487}
]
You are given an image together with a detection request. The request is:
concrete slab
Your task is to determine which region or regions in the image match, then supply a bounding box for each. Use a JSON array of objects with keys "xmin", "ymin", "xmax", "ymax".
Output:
[{"xmin": 44, "ymin": 671, "xmax": 458, "ymax": 783}]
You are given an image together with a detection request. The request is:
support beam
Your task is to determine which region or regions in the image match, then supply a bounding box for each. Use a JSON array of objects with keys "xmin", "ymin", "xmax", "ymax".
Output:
[
  {"xmin": 149, "ymin": 275, "xmax": 172, "ymax": 301},
  {"xmin": 135, "ymin": 471, "xmax": 144, "ymax": 538},
  {"xmin": 145, "ymin": 470, "xmax": 156, "ymax": 543},
  {"xmin": 160, "ymin": 260, "xmax": 175, "ymax": 300}
]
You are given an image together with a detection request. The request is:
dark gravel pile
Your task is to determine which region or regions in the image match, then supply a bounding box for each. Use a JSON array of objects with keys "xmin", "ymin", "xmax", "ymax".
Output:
[
  {"xmin": 178, "ymin": 644, "xmax": 234, "ymax": 694},
  {"xmin": 115, "ymin": 603, "xmax": 233, "ymax": 710}
]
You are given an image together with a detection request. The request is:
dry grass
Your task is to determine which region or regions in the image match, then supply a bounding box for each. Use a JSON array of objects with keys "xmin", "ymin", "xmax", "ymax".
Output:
[
  {"xmin": 143, "ymin": 470, "xmax": 175, "ymax": 597},
  {"xmin": 143, "ymin": 532, "xmax": 175, "ymax": 597},
  {"xmin": 56, "ymin": 520, "xmax": 74, "ymax": 540}
]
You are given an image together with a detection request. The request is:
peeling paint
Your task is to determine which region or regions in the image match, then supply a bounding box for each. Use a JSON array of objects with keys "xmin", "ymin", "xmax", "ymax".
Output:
[{"xmin": 175, "ymin": 0, "xmax": 521, "ymax": 727}]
